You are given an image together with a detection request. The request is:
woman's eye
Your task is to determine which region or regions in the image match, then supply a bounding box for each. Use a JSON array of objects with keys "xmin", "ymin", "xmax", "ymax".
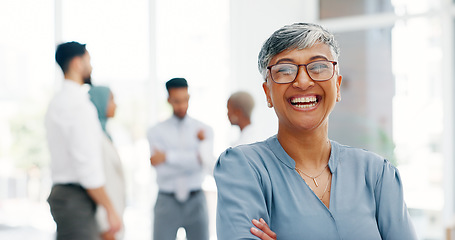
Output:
[
  {"xmin": 309, "ymin": 63, "xmax": 329, "ymax": 73},
  {"xmin": 276, "ymin": 66, "xmax": 296, "ymax": 75}
]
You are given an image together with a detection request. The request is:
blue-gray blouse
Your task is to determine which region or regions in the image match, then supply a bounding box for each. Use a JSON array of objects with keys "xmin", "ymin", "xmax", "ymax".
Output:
[{"xmin": 214, "ymin": 136, "xmax": 417, "ymax": 240}]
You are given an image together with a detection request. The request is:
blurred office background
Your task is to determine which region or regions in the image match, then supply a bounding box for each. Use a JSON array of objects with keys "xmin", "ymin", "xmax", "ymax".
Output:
[{"xmin": 1, "ymin": 0, "xmax": 454, "ymax": 239}]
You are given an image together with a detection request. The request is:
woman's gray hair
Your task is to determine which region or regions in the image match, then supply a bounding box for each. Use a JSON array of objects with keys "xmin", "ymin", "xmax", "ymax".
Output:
[{"xmin": 258, "ymin": 23, "xmax": 340, "ymax": 79}]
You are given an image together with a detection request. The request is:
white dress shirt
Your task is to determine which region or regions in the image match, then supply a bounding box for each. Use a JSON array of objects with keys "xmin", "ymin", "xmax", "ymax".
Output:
[
  {"xmin": 232, "ymin": 124, "xmax": 261, "ymax": 147},
  {"xmin": 45, "ymin": 80, "xmax": 105, "ymax": 189},
  {"xmin": 147, "ymin": 115, "xmax": 214, "ymax": 201}
]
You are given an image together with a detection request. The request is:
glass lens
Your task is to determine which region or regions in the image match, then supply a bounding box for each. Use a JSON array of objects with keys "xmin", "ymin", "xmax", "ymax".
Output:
[
  {"xmin": 270, "ymin": 64, "xmax": 298, "ymax": 83},
  {"xmin": 307, "ymin": 61, "xmax": 333, "ymax": 81}
]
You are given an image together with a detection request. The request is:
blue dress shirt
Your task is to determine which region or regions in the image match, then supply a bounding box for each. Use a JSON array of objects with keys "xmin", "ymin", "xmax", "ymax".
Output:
[
  {"xmin": 214, "ymin": 135, "xmax": 417, "ymax": 240},
  {"xmin": 147, "ymin": 115, "xmax": 214, "ymax": 201}
]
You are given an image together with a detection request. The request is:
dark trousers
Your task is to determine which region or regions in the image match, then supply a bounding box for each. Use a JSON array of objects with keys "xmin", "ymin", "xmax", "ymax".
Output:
[
  {"xmin": 153, "ymin": 190, "xmax": 209, "ymax": 240},
  {"xmin": 47, "ymin": 184, "xmax": 99, "ymax": 240}
]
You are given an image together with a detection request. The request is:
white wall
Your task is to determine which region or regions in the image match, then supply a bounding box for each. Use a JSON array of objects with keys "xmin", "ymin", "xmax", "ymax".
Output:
[{"xmin": 229, "ymin": 0, "xmax": 318, "ymax": 140}]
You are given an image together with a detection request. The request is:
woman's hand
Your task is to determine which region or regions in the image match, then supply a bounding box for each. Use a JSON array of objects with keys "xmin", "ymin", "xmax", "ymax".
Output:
[
  {"xmin": 101, "ymin": 231, "xmax": 116, "ymax": 240},
  {"xmin": 250, "ymin": 218, "xmax": 277, "ymax": 240}
]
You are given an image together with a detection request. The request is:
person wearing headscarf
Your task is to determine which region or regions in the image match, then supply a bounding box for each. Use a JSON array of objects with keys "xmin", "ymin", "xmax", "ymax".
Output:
[{"xmin": 89, "ymin": 86, "xmax": 126, "ymax": 240}]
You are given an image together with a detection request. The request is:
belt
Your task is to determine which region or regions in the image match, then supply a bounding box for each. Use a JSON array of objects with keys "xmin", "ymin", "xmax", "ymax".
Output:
[
  {"xmin": 159, "ymin": 189, "xmax": 202, "ymax": 198},
  {"xmin": 54, "ymin": 183, "xmax": 84, "ymax": 189}
]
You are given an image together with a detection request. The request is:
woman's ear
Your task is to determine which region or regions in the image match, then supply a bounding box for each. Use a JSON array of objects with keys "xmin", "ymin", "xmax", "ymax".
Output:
[
  {"xmin": 262, "ymin": 81, "xmax": 269, "ymax": 96},
  {"xmin": 262, "ymin": 81, "xmax": 273, "ymax": 108},
  {"xmin": 336, "ymin": 75, "xmax": 342, "ymax": 102}
]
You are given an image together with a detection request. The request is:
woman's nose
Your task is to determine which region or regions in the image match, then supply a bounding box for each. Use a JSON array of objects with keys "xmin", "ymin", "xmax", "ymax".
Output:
[{"xmin": 293, "ymin": 66, "xmax": 314, "ymax": 90}]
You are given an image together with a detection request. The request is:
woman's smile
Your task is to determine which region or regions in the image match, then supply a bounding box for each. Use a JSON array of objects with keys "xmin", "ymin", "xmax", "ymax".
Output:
[{"xmin": 288, "ymin": 94, "xmax": 321, "ymax": 111}]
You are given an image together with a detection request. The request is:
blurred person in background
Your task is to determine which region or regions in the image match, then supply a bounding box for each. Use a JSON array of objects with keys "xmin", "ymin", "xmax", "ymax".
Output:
[
  {"xmin": 214, "ymin": 23, "xmax": 417, "ymax": 240},
  {"xmin": 147, "ymin": 77, "xmax": 214, "ymax": 240},
  {"xmin": 45, "ymin": 41, "xmax": 121, "ymax": 240},
  {"xmin": 227, "ymin": 91, "xmax": 257, "ymax": 146},
  {"xmin": 89, "ymin": 86, "xmax": 126, "ymax": 240}
]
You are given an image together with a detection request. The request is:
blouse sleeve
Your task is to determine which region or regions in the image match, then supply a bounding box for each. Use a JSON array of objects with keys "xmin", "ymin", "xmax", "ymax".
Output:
[
  {"xmin": 375, "ymin": 159, "xmax": 418, "ymax": 240},
  {"xmin": 214, "ymin": 147, "xmax": 270, "ymax": 240}
]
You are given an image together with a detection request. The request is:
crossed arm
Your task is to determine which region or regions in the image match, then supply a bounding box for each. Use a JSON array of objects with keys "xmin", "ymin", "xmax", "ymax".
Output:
[
  {"xmin": 149, "ymin": 129, "xmax": 208, "ymax": 167},
  {"xmin": 215, "ymin": 147, "xmax": 279, "ymax": 240}
]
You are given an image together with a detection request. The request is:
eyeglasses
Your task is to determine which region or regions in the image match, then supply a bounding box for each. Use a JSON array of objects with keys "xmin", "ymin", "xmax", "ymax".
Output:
[{"xmin": 267, "ymin": 60, "xmax": 338, "ymax": 84}]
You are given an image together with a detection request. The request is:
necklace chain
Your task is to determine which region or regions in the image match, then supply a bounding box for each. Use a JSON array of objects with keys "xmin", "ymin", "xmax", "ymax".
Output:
[
  {"xmin": 295, "ymin": 165, "xmax": 328, "ymax": 187},
  {"xmin": 296, "ymin": 165, "xmax": 331, "ymax": 201},
  {"xmin": 319, "ymin": 173, "xmax": 331, "ymax": 200}
]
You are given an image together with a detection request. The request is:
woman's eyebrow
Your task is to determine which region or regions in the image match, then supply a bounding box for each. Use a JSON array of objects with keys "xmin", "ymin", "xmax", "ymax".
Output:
[
  {"xmin": 274, "ymin": 55, "xmax": 330, "ymax": 65},
  {"xmin": 275, "ymin": 58, "xmax": 295, "ymax": 64},
  {"xmin": 308, "ymin": 55, "xmax": 329, "ymax": 61}
]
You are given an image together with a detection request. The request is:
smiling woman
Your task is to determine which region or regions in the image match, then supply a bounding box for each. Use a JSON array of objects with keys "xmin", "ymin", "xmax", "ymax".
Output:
[
  {"xmin": 213, "ymin": 23, "xmax": 418, "ymax": 240},
  {"xmin": 262, "ymin": 43, "xmax": 341, "ymax": 135}
]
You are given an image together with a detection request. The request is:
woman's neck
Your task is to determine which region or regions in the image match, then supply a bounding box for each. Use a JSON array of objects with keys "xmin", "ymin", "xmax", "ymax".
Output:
[{"xmin": 277, "ymin": 125, "xmax": 331, "ymax": 171}]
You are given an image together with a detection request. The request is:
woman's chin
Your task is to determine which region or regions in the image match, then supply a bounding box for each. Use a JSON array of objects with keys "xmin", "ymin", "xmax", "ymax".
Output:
[{"xmin": 282, "ymin": 119, "xmax": 325, "ymax": 132}]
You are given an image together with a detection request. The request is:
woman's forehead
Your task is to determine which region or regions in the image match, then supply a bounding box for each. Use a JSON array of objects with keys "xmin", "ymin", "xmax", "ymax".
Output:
[{"xmin": 270, "ymin": 44, "xmax": 334, "ymax": 64}]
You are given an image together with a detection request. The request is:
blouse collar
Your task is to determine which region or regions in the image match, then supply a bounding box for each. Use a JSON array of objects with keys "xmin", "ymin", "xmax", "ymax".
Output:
[{"xmin": 266, "ymin": 135, "xmax": 339, "ymax": 173}]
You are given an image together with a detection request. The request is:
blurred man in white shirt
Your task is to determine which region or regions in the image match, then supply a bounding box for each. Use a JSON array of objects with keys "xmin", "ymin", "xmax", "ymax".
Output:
[
  {"xmin": 147, "ymin": 78, "xmax": 214, "ymax": 240},
  {"xmin": 45, "ymin": 41, "xmax": 121, "ymax": 240}
]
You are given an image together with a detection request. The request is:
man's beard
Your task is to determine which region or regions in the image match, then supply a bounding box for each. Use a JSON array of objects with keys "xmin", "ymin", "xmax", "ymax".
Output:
[
  {"xmin": 83, "ymin": 75, "xmax": 92, "ymax": 85},
  {"xmin": 174, "ymin": 111, "xmax": 187, "ymax": 119}
]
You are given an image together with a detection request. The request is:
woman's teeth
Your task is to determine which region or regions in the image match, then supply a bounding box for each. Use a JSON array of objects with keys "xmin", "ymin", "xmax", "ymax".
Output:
[{"xmin": 290, "ymin": 97, "xmax": 318, "ymax": 108}]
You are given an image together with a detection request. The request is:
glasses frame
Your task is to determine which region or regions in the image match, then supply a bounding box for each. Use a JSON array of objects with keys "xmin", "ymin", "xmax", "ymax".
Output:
[{"xmin": 266, "ymin": 60, "xmax": 338, "ymax": 84}]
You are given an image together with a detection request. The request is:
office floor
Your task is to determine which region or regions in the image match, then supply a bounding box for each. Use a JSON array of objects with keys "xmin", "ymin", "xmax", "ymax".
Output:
[
  {"xmin": 0, "ymin": 190, "xmax": 217, "ymax": 240},
  {"xmin": 0, "ymin": 201, "xmax": 152, "ymax": 240}
]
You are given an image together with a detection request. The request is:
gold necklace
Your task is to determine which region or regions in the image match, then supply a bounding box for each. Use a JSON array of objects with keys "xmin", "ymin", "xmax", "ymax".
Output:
[
  {"xmin": 295, "ymin": 165, "xmax": 328, "ymax": 187},
  {"xmin": 319, "ymin": 173, "xmax": 331, "ymax": 200}
]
